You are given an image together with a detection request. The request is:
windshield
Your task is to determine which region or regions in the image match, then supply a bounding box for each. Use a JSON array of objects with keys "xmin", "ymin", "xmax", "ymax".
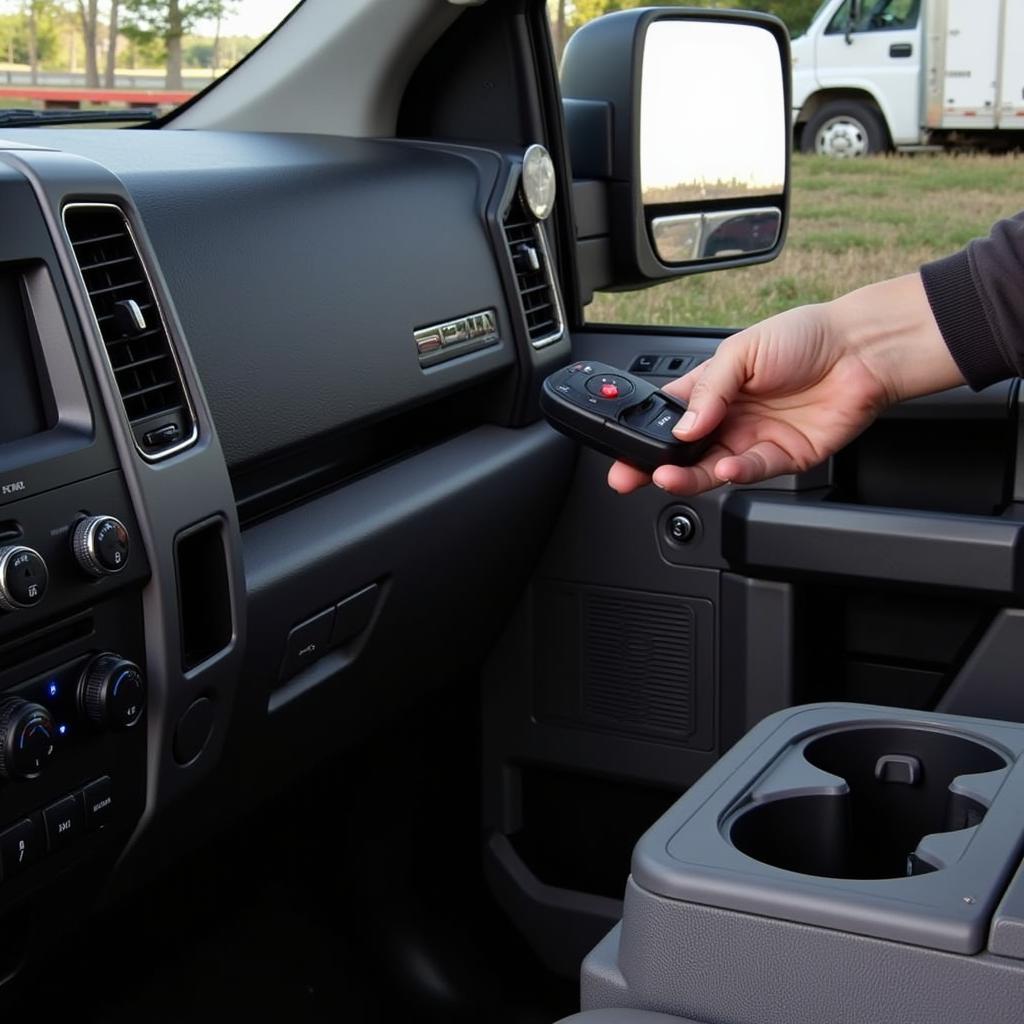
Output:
[{"xmin": 0, "ymin": 0, "xmax": 301, "ymax": 124}]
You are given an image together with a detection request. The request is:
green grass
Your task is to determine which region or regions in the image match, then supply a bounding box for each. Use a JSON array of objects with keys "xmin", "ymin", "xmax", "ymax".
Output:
[{"xmin": 587, "ymin": 152, "xmax": 1024, "ymax": 328}]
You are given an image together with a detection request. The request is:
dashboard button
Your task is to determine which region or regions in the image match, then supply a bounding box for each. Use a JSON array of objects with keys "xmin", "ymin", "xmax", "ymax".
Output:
[
  {"xmin": 82, "ymin": 777, "xmax": 114, "ymax": 831},
  {"xmin": 331, "ymin": 584, "xmax": 379, "ymax": 647},
  {"xmin": 43, "ymin": 794, "xmax": 83, "ymax": 852},
  {"xmin": 281, "ymin": 608, "xmax": 335, "ymax": 679},
  {"xmin": 0, "ymin": 817, "xmax": 41, "ymax": 878}
]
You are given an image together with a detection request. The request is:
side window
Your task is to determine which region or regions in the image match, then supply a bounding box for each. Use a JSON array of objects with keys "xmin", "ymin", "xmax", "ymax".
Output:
[{"xmin": 825, "ymin": 0, "xmax": 920, "ymax": 35}]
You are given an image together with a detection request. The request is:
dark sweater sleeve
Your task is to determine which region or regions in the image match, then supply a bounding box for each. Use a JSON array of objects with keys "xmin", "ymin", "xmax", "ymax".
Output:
[{"xmin": 920, "ymin": 211, "xmax": 1024, "ymax": 390}]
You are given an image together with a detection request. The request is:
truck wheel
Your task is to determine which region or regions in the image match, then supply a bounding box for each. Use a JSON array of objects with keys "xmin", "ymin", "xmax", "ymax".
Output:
[{"xmin": 801, "ymin": 101, "xmax": 888, "ymax": 157}]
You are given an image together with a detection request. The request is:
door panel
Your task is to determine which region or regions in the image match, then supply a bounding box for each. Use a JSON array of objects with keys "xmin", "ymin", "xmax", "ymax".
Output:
[
  {"xmin": 482, "ymin": 326, "xmax": 1021, "ymax": 977},
  {"xmin": 815, "ymin": 0, "xmax": 922, "ymax": 140}
]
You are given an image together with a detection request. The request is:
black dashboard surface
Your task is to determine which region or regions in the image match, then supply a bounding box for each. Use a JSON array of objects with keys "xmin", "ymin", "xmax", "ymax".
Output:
[{"xmin": 6, "ymin": 129, "xmax": 515, "ymax": 469}]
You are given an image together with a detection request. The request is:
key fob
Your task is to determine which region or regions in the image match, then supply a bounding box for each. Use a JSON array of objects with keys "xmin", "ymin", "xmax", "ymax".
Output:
[{"xmin": 540, "ymin": 361, "xmax": 711, "ymax": 472}]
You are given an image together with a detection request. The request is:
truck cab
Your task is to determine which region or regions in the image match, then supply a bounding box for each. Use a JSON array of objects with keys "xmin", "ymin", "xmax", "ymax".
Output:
[
  {"xmin": 793, "ymin": 0, "xmax": 1024, "ymax": 155},
  {"xmin": 0, "ymin": 2, "xmax": 1021, "ymax": 1021}
]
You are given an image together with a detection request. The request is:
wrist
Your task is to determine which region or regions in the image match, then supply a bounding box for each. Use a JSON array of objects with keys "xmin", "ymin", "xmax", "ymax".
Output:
[{"xmin": 825, "ymin": 273, "xmax": 966, "ymax": 404}]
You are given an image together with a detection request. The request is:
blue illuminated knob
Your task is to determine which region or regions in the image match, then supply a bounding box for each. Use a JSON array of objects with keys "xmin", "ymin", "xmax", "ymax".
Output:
[
  {"xmin": 0, "ymin": 698, "xmax": 56, "ymax": 780},
  {"xmin": 78, "ymin": 654, "xmax": 146, "ymax": 731}
]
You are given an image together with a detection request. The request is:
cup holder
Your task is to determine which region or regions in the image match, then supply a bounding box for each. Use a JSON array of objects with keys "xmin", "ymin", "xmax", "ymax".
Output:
[{"xmin": 730, "ymin": 727, "xmax": 1008, "ymax": 880}]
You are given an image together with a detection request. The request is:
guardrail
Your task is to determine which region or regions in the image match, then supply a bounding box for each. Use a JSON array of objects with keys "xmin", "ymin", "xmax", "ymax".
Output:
[{"xmin": 0, "ymin": 86, "xmax": 195, "ymax": 110}]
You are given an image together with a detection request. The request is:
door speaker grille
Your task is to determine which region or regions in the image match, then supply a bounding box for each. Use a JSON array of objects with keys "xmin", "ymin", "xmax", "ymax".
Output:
[{"xmin": 533, "ymin": 582, "xmax": 714, "ymax": 749}]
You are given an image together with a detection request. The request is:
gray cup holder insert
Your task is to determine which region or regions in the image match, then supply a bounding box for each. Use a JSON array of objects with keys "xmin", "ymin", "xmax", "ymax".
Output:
[{"xmin": 729, "ymin": 727, "xmax": 1008, "ymax": 880}]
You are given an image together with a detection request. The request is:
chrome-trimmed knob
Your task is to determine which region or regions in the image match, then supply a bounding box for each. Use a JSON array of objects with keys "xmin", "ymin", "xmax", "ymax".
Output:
[
  {"xmin": 72, "ymin": 516, "xmax": 130, "ymax": 578},
  {"xmin": 0, "ymin": 546, "xmax": 49, "ymax": 612}
]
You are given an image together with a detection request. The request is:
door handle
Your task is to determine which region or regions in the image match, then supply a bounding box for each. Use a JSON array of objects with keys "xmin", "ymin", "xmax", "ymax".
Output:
[
  {"xmin": 890, "ymin": 42, "xmax": 913, "ymax": 57},
  {"xmin": 722, "ymin": 492, "xmax": 1024, "ymax": 595}
]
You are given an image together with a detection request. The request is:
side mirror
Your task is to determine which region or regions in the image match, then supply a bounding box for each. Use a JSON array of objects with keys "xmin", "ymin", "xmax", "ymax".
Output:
[
  {"xmin": 561, "ymin": 8, "xmax": 790, "ymax": 296},
  {"xmin": 845, "ymin": 0, "xmax": 863, "ymax": 43}
]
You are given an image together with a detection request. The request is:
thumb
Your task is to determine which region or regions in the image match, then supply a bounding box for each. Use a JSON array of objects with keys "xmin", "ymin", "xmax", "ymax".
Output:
[{"xmin": 670, "ymin": 339, "xmax": 748, "ymax": 440}]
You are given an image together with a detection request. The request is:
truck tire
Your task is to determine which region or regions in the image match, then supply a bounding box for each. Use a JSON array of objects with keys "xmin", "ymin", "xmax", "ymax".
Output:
[{"xmin": 801, "ymin": 100, "xmax": 889, "ymax": 157}]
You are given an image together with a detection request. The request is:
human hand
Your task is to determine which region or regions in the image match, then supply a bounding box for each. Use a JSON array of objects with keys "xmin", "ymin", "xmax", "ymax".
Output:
[{"xmin": 608, "ymin": 274, "xmax": 965, "ymax": 496}]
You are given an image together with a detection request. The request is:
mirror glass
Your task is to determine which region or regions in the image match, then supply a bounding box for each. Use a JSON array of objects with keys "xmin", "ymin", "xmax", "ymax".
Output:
[{"xmin": 640, "ymin": 20, "xmax": 786, "ymax": 263}]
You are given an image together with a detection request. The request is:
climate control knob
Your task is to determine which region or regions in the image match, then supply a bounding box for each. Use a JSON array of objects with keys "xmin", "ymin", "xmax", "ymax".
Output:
[
  {"xmin": 0, "ymin": 546, "xmax": 48, "ymax": 612},
  {"xmin": 0, "ymin": 698, "xmax": 56, "ymax": 780},
  {"xmin": 71, "ymin": 515, "xmax": 130, "ymax": 578},
  {"xmin": 78, "ymin": 654, "xmax": 146, "ymax": 731}
]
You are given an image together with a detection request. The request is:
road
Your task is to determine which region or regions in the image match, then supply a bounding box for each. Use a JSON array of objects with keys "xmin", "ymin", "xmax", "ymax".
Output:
[{"xmin": 0, "ymin": 70, "xmax": 207, "ymax": 93}]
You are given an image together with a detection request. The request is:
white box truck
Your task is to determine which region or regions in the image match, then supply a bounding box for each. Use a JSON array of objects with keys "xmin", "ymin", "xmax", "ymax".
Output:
[{"xmin": 791, "ymin": 0, "xmax": 1024, "ymax": 155}]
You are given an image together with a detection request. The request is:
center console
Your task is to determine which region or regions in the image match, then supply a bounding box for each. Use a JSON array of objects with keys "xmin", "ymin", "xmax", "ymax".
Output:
[
  {"xmin": 0, "ymin": 173, "xmax": 150, "ymax": 924},
  {"xmin": 581, "ymin": 703, "xmax": 1024, "ymax": 1024},
  {"xmin": 0, "ymin": 145, "xmax": 244, "ymax": 971}
]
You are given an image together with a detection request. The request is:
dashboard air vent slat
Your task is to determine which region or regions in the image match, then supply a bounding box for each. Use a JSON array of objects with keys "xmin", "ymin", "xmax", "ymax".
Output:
[
  {"xmin": 502, "ymin": 192, "xmax": 563, "ymax": 349},
  {"xmin": 64, "ymin": 205, "xmax": 196, "ymax": 460}
]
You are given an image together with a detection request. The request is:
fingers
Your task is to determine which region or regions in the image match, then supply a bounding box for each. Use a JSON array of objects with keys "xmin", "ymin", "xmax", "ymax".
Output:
[
  {"xmin": 608, "ymin": 461, "xmax": 651, "ymax": 494},
  {"xmin": 666, "ymin": 344, "xmax": 748, "ymax": 443},
  {"xmin": 713, "ymin": 440, "xmax": 796, "ymax": 485},
  {"xmin": 649, "ymin": 444, "xmax": 733, "ymax": 495}
]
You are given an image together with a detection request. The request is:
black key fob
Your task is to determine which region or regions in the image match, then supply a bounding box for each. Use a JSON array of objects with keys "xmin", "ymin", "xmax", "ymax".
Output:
[{"xmin": 540, "ymin": 361, "xmax": 712, "ymax": 472}]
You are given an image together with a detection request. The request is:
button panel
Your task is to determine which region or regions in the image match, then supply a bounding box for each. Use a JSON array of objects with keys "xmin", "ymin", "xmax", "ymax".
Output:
[
  {"xmin": 279, "ymin": 583, "xmax": 381, "ymax": 682},
  {"xmin": 0, "ymin": 777, "xmax": 112, "ymax": 881}
]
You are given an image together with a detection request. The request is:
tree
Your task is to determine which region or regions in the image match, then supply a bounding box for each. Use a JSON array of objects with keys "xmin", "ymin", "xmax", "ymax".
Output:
[
  {"xmin": 552, "ymin": 0, "xmax": 826, "ymax": 47},
  {"xmin": 551, "ymin": 0, "xmax": 566, "ymax": 62},
  {"xmin": 122, "ymin": 0, "xmax": 229, "ymax": 89},
  {"xmin": 105, "ymin": 0, "xmax": 119, "ymax": 87},
  {"xmin": 77, "ymin": 0, "xmax": 99, "ymax": 87}
]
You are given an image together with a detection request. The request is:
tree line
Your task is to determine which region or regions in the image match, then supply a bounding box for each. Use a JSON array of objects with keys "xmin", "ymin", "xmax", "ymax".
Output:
[
  {"xmin": 549, "ymin": 0, "xmax": 825, "ymax": 58},
  {"xmin": 1, "ymin": 1, "xmax": 250, "ymax": 89}
]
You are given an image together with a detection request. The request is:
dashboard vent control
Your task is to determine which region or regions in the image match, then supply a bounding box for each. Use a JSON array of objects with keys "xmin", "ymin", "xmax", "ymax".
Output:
[
  {"xmin": 63, "ymin": 204, "xmax": 197, "ymax": 461},
  {"xmin": 502, "ymin": 192, "xmax": 564, "ymax": 349}
]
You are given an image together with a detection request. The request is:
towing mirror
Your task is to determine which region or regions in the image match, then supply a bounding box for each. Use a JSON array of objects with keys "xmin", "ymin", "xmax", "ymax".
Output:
[
  {"xmin": 561, "ymin": 8, "xmax": 790, "ymax": 295},
  {"xmin": 845, "ymin": 0, "xmax": 863, "ymax": 43}
]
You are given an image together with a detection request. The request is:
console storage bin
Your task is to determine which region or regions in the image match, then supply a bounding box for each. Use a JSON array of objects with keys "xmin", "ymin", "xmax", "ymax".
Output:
[{"xmin": 581, "ymin": 703, "xmax": 1024, "ymax": 1024}]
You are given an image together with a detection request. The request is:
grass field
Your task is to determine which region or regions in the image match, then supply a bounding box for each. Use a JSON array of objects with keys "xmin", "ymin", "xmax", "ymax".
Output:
[{"xmin": 587, "ymin": 152, "xmax": 1024, "ymax": 328}]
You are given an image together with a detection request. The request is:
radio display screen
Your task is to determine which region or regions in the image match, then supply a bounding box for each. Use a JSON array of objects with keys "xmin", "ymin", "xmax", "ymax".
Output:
[{"xmin": 0, "ymin": 269, "xmax": 51, "ymax": 446}]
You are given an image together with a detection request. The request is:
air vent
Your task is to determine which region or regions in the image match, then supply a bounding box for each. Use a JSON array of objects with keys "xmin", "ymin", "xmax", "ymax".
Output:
[
  {"xmin": 502, "ymin": 192, "xmax": 564, "ymax": 348},
  {"xmin": 63, "ymin": 204, "xmax": 196, "ymax": 460}
]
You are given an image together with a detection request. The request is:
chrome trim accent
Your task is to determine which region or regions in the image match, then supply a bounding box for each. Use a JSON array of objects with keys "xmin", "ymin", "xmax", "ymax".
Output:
[
  {"xmin": 61, "ymin": 202, "xmax": 199, "ymax": 463},
  {"xmin": 122, "ymin": 298, "xmax": 147, "ymax": 332},
  {"xmin": 414, "ymin": 308, "xmax": 500, "ymax": 366}
]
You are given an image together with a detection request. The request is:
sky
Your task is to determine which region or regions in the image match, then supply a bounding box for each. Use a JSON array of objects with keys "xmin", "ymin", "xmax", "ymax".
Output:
[
  {"xmin": 194, "ymin": 0, "xmax": 301, "ymax": 38},
  {"xmin": 640, "ymin": 20, "xmax": 786, "ymax": 197}
]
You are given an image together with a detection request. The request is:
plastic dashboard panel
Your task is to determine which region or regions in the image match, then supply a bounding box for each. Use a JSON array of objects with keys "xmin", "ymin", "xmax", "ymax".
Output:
[
  {"xmin": 0, "ymin": 128, "xmax": 577, "ymax": 923},
  {"xmin": 10, "ymin": 129, "xmax": 518, "ymax": 470}
]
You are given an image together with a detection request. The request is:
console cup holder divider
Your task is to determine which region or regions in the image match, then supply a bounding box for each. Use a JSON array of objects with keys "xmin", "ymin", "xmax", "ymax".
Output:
[{"xmin": 727, "ymin": 726, "xmax": 1010, "ymax": 880}]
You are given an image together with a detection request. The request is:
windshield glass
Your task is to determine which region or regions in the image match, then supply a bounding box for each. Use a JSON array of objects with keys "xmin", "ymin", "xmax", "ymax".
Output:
[{"xmin": 0, "ymin": 0, "xmax": 300, "ymax": 123}]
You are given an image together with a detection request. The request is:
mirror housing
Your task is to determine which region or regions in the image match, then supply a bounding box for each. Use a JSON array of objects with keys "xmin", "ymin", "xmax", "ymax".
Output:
[{"xmin": 561, "ymin": 7, "xmax": 791, "ymax": 296}]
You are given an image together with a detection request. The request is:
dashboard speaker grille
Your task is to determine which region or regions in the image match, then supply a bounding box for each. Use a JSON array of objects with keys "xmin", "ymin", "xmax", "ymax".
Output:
[
  {"xmin": 63, "ymin": 204, "xmax": 196, "ymax": 460},
  {"xmin": 502, "ymin": 192, "xmax": 563, "ymax": 348}
]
